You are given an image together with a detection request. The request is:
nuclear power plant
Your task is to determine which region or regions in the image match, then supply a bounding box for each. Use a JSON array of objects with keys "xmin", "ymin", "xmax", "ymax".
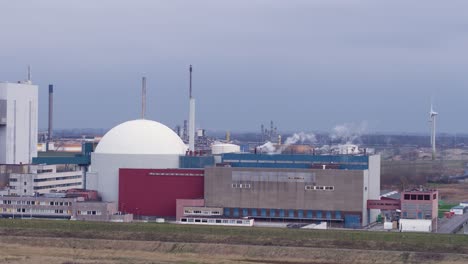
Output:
[{"xmin": 0, "ymin": 66, "xmax": 452, "ymax": 233}]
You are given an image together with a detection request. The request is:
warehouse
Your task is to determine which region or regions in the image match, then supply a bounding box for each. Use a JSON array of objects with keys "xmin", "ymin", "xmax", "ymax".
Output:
[{"xmin": 203, "ymin": 162, "xmax": 379, "ymax": 227}]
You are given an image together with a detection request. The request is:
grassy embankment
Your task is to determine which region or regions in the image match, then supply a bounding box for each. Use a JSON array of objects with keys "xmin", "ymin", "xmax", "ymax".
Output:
[{"xmin": 1, "ymin": 219, "xmax": 468, "ymax": 254}]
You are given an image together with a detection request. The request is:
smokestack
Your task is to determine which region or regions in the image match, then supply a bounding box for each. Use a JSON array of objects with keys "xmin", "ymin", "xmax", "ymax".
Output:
[
  {"xmin": 188, "ymin": 65, "xmax": 195, "ymax": 151},
  {"xmin": 27, "ymin": 65, "xmax": 32, "ymax": 83},
  {"xmin": 48, "ymin": 84, "xmax": 53, "ymax": 150},
  {"xmin": 141, "ymin": 77, "xmax": 147, "ymax": 119}
]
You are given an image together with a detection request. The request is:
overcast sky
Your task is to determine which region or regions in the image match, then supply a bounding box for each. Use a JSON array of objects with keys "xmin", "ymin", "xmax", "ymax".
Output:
[{"xmin": 1, "ymin": 0, "xmax": 468, "ymax": 134}]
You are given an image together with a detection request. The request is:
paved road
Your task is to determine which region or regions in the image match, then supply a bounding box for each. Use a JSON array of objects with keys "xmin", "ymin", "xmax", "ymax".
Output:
[{"xmin": 437, "ymin": 214, "xmax": 468, "ymax": 234}]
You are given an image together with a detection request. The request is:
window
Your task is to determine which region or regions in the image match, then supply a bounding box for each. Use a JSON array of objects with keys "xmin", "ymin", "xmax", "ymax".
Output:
[
  {"xmin": 404, "ymin": 194, "xmax": 410, "ymax": 200},
  {"xmin": 433, "ymin": 194, "xmax": 437, "ymax": 199},
  {"xmin": 410, "ymin": 195, "xmax": 417, "ymax": 200},
  {"xmin": 24, "ymin": 182, "xmax": 27, "ymax": 186},
  {"xmin": 417, "ymin": 195, "xmax": 423, "ymax": 200},
  {"xmin": 424, "ymin": 195, "xmax": 430, "ymax": 200},
  {"xmin": 305, "ymin": 185, "xmax": 334, "ymax": 191}
]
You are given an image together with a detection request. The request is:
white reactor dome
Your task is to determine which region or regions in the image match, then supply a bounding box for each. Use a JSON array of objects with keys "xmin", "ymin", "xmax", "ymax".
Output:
[{"xmin": 95, "ymin": 119, "xmax": 187, "ymax": 155}]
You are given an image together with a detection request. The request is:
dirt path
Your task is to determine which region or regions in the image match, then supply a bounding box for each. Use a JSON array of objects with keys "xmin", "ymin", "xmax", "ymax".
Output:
[{"xmin": 1, "ymin": 235, "xmax": 467, "ymax": 264}]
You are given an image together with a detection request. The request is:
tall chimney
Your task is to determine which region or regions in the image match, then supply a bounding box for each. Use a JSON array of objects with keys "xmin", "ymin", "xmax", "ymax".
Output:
[
  {"xmin": 47, "ymin": 84, "xmax": 53, "ymax": 150},
  {"xmin": 188, "ymin": 65, "xmax": 195, "ymax": 151},
  {"xmin": 27, "ymin": 65, "xmax": 32, "ymax": 83},
  {"xmin": 141, "ymin": 77, "xmax": 147, "ymax": 119}
]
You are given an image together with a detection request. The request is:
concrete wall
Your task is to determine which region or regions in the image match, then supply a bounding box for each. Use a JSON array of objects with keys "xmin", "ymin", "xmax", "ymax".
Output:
[
  {"xmin": 176, "ymin": 199, "xmax": 204, "ymax": 221},
  {"xmin": 204, "ymin": 167, "xmax": 365, "ymax": 213},
  {"xmin": 0, "ymin": 83, "xmax": 38, "ymax": 164},
  {"xmin": 74, "ymin": 201, "xmax": 118, "ymax": 221},
  {"xmin": 368, "ymin": 155, "xmax": 381, "ymax": 223},
  {"xmin": 88, "ymin": 153, "xmax": 181, "ymax": 203}
]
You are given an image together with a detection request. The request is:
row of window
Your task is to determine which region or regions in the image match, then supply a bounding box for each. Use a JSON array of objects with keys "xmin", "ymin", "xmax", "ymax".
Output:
[
  {"xmin": 305, "ymin": 185, "xmax": 334, "ymax": 191},
  {"xmin": 230, "ymin": 183, "xmax": 335, "ymax": 191},
  {"xmin": 231, "ymin": 183, "xmax": 251, "ymax": 189},
  {"xmin": 1, "ymin": 208, "xmax": 71, "ymax": 214},
  {"xmin": 33, "ymin": 182, "xmax": 81, "ymax": 190},
  {"xmin": 184, "ymin": 209, "xmax": 221, "ymax": 215},
  {"xmin": 33, "ymin": 175, "xmax": 82, "ymax": 182},
  {"xmin": 223, "ymin": 207, "xmax": 344, "ymax": 220},
  {"xmin": 0, "ymin": 200, "xmax": 72, "ymax": 206},
  {"xmin": 180, "ymin": 218, "xmax": 252, "ymax": 225},
  {"xmin": 77, "ymin": 210, "xmax": 101, "ymax": 215},
  {"xmin": 403, "ymin": 194, "xmax": 437, "ymax": 201},
  {"xmin": 36, "ymin": 169, "xmax": 54, "ymax": 173}
]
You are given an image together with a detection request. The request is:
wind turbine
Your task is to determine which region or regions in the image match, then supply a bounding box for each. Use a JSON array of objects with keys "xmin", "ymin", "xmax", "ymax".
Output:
[{"xmin": 429, "ymin": 104, "xmax": 438, "ymax": 160}]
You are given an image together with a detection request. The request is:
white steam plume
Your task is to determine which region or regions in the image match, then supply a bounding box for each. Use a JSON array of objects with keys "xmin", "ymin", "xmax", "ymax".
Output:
[
  {"xmin": 257, "ymin": 141, "xmax": 278, "ymax": 154},
  {"xmin": 284, "ymin": 132, "xmax": 317, "ymax": 145},
  {"xmin": 330, "ymin": 121, "xmax": 368, "ymax": 144}
]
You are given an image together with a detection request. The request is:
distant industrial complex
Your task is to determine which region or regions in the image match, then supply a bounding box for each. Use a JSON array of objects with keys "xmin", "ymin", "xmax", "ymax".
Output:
[{"xmin": 1, "ymin": 67, "xmax": 468, "ymax": 234}]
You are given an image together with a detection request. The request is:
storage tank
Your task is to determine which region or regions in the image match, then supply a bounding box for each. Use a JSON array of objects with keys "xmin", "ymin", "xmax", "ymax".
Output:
[{"xmin": 211, "ymin": 143, "xmax": 241, "ymax": 155}]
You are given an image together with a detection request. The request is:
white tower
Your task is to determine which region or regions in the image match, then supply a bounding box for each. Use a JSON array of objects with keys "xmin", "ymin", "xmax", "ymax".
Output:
[
  {"xmin": 0, "ymin": 72, "xmax": 38, "ymax": 164},
  {"xmin": 429, "ymin": 104, "xmax": 438, "ymax": 160},
  {"xmin": 188, "ymin": 65, "xmax": 195, "ymax": 152}
]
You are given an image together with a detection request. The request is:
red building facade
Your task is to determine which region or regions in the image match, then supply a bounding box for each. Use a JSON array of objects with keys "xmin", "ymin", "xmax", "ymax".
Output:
[{"xmin": 118, "ymin": 168, "xmax": 204, "ymax": 217}]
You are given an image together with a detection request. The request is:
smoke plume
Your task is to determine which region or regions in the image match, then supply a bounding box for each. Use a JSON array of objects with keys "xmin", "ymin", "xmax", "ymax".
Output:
[{"xmin": 330, "ymin": 121, "xmax": 367, "ymax": 144}]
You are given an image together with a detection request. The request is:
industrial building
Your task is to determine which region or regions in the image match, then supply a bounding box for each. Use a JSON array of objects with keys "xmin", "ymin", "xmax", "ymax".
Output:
[
  {"xmin": 0, "ymin": 80, "xmax": 38, "ymax": 164},
  {"xmin": 7, "ymin": 164, "xmax": 83, "ymax": 196},
  {"xmin": 204, "ymin": 165, "xmax": 377, "ymax": 227},
  {"xmin": 400, "ymin": 188, "xmax": 438, "ymax": 230},
  {"xmin": 0, "ymin": 191, "xmax": 131, "ymax": 222},
  {"xmin": 112, "ymin": 149, "xmax": 381, "ymax": 227}
]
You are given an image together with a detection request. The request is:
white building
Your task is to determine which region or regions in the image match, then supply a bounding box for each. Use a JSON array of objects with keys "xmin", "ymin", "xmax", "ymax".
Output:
[
  {"xmin": 86, "ymin": 119, "xmax": 187, "ymax": 203},
  {"xmin": 0, "ymin": 81, "xmax": 38, "ymax": 164},
  {"xmin": 450, "ymin": 206, "xmax": 466, "ymax": 215},
  {"xmin": 399, "ymin": 219, "xmax": 432, "ymax": 232},
  {"xmin": 8, "ymin": 164, "xmax": 83, "ymax": 196}
]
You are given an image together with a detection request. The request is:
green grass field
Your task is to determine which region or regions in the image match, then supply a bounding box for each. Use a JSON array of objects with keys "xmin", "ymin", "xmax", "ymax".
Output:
[{"xmin": 1, "ymin": 219, "xmax": 468, "ymax": 254}]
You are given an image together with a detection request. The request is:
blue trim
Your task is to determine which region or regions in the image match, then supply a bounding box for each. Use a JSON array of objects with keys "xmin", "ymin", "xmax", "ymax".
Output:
[{"xmin": 221, "ymin": 153, "xmax": 369, "ymax": 170}]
